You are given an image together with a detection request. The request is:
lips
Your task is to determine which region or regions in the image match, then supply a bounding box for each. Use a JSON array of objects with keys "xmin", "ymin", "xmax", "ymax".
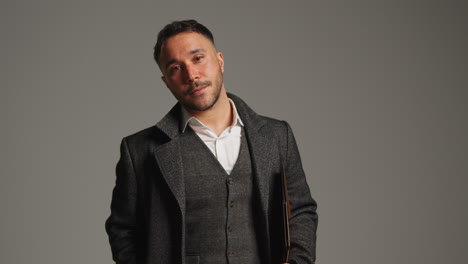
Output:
[
  {"xmin": 190, "ymin": 85, "xmax": 208, "ymax": 95},
  {"xmin": 184, "ymin": 80, "xmax": 212, "ymax": 96}
]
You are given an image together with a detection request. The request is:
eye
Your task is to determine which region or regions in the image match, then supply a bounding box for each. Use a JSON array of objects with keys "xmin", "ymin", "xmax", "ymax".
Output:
[
  {"xmin": 194, "ymin": 55, "xmax": 204, "ymax": 62},
  {"xmin": 170, "ymin": 65, "xmax": 181, "ymax": 72}
]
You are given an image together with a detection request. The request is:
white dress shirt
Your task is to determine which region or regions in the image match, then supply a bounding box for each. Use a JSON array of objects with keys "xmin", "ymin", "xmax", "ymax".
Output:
[{"xmin": 181, "ymin": 99, "xmax": 244, "ymax": 175}]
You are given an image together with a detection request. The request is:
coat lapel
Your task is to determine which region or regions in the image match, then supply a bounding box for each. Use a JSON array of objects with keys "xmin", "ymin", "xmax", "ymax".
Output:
[
  {"xmin": 152, "ymin": 104, "xmax": 186, "ymax": 216},
  {"xmin": 230, "ymin": 94, "xmax": 279, "ymax": 263},
  {"xmin": 230, "ymin": 94, "xmax": 279, "ymax": 221},
  {"xmin": 153, "ymin": 140, "xmax": 185, "ymax": 215},
  {"xmin": 245, "ymin": 127, "xmax": 277, "ymax": 217}
]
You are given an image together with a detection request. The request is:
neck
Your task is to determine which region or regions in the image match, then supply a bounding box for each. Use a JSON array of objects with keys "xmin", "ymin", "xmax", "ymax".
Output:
[{"xmin": 187, "ymin": 89, "xmax": 232, "ymax": 136}]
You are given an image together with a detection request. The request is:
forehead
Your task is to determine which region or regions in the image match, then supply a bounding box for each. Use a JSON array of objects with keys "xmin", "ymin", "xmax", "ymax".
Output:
[{"xmin": 160, "ymin": 32, "xmax": 216, "ymax": 59}]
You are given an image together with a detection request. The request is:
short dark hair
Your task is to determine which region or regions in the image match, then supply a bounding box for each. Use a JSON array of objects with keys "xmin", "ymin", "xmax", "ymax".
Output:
[{"xmin": 153, "ymin": 19, "xmax": 215, "ymax": 66}]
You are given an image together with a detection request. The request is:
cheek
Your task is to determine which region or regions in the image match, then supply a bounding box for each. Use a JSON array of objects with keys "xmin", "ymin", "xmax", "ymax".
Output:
[
  {"xmin": 204, "ymin": 64, "xmax": 218, "ymax": 76},
  {"xmin": 166, "ymin": 75, "xmax": 181, "ymax": 85},
  {"xmin": 164, "ymin": 80, "xmax": 179, "ymax": 91}
]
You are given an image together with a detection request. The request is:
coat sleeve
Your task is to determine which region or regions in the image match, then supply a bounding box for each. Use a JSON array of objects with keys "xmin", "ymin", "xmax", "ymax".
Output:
[
  {"xmin": 105, "ymin": 138, "xmax": 139, "ymax": 264},
  {"xmin": 282, "ymin": 121, "xmax": 318, "ymax": 264}
]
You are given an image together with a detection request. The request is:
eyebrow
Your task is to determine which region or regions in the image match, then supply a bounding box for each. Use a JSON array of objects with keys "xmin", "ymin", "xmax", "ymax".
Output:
[
  {"xmin": 164, "ymin": 48, "xmax": 207, "ymax": 70},
  {"xmin": 189, "ymin": 48, "xmax": 206, "ymax": 55},
  {"xmin": 164, "ymin": 59, "xmax": 177, "ymax": 70}
]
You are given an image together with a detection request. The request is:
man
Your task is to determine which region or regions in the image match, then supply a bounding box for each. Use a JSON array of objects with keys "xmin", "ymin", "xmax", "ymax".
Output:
[{"xmin": 105, "ymin": 20, "xmax": 318, "ymax": 264}]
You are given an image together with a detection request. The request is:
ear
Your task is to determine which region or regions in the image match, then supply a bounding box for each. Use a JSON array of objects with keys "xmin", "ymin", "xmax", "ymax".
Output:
[
  {"xmin": 161, "ymin": 75, "xmax": 168, "ymax": 88},
  {"xmin": 217, "ymin": 52, "xmax": 225, "ymax": 73}
]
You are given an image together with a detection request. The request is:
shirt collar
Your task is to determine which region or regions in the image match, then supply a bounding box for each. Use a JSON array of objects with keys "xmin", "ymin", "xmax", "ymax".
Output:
[{"xmin": 180, "ymin": 98, "xmax": 244, "ymax": 133}]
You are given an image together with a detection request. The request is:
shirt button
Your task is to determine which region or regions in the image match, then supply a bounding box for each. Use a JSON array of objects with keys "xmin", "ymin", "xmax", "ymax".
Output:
[
  {"xmin": 229, "ymin": 201, "xmax": 234, "ymax": 208},
  {"xmin": 227, "ymin": 225, "xmax": 232, "ymax": 232},
  {"xmin": 227, "ymin": 177, "xmax": 233, "ymax": 184},
  {"xmin": 227, "ymin": 251, "xmax": 234, "ymax": 257}
]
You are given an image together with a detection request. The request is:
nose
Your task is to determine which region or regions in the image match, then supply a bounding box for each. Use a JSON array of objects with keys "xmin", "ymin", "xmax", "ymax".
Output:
[{"xmin": 183, "ymin": 64, "xmax": 199, "ymax": 83}]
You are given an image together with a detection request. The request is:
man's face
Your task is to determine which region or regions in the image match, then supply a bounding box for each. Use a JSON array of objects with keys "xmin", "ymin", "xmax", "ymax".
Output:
[{"xmin": 159, "ymin": 32, "xmax": 225, "ymax": 112}]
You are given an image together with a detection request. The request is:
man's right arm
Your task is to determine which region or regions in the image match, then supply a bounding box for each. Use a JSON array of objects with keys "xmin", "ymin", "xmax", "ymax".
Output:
[{"xmin": 105, "ymin": 138, "xmax": 139, "ymax": 264}]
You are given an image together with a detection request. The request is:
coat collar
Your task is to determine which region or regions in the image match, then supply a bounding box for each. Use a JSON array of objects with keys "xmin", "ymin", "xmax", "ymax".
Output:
[{"xmin": 154, "ymin": 93, "xmax": 267, "ymax": 139}]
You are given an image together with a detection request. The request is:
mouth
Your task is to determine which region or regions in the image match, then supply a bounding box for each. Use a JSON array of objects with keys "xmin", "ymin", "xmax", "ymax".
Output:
[
  {"xmin": 190, "ymin": 85, "xmax": 208, "ymax": 95},
  {"xmin": 186, "ymin": 81, "xmax": 211, "ymax": 96}
]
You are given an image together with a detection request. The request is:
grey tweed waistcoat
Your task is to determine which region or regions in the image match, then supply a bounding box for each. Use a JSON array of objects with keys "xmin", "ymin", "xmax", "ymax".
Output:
[{"xmin": 179, "ymin": 127, "xmax": 262, "ymax": 264}]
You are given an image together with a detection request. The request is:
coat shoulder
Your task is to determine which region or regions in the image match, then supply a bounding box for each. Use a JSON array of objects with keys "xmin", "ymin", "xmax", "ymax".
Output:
[
  {"xmin": 259, "ymin": 115, "xmax": 287, "ymax": 128},
  {"xmin": 256, "ymin": 114, "xmax": 289, "ymax": 137},
  {"xmin": 120, "ymin": 125, "xmax": 168, "ymax": 155}
]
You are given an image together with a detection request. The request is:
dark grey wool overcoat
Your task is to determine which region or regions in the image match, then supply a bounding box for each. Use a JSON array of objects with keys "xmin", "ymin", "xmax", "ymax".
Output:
[{"xmin": 105, "ymin": 94, "xmax": 318, "ymax": 264}]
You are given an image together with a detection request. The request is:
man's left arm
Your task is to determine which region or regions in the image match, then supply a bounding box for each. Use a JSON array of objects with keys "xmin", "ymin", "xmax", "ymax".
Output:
[{"xmin": 282, "ymin": 121, "xmax": 318, "ymax": 264}]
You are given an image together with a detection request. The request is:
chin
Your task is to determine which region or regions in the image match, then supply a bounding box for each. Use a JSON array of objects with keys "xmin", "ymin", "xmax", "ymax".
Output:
[{"xmin": 186, "ymin": 97, "xmax": 217, "ymax": 112}]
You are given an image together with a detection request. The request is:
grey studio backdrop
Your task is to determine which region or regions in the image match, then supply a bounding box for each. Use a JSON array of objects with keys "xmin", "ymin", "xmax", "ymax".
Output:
[{"xmin": 2, "ymin": 0, "xmax": 467, "ymax": 263}]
